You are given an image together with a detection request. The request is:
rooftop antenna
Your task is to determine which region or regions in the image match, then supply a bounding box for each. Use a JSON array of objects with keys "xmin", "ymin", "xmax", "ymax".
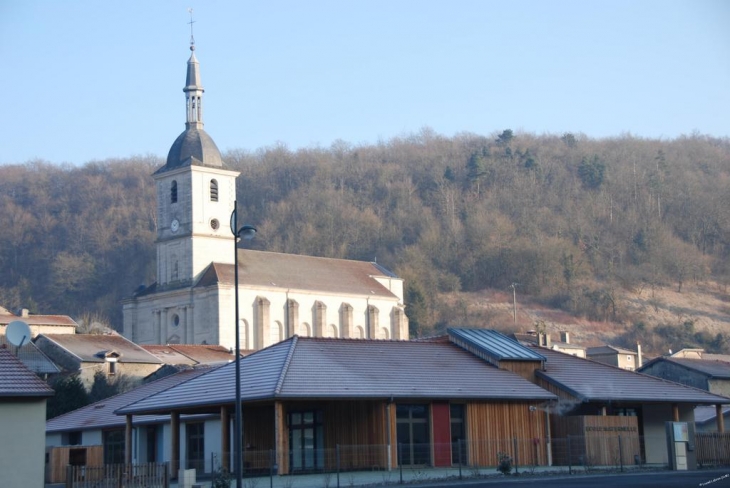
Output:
[{"xmin": 188, "ymin": 8, "xmax": 196, "ymax": 51}]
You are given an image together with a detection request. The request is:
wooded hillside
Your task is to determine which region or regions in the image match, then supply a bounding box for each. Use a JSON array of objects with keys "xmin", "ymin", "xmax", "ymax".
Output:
[{"xmin": 1, "ymin": 130, "xmax": 728, "ymax": 353}]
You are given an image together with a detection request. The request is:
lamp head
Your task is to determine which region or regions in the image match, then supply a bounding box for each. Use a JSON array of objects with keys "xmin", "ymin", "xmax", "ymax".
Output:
[{"xmin": 237, "ymin": 225, "xmax": 257, "ymax": 241}]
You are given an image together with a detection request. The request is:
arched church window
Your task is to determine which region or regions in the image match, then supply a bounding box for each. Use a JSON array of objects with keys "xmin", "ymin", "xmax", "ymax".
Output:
[
  {"xmin": 172, "ymin": 260, "xmax": 179, "ymax": 281},
  {"xmin": 210, "ymin": 179, "xmax": 218, "ymax": 202},
  {"xmin": 171, "ymin": 181, "xmax": 178, "ymax": 203}
]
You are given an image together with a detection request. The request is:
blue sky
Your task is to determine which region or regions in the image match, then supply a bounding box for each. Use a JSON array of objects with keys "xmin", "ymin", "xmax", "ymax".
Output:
[{"xmin": 1, "ymin": 0, "xmax": 728, "ymax": 165}]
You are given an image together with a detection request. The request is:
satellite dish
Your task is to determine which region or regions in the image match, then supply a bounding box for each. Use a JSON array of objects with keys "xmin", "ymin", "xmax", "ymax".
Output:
[{"xmin": 6, "ymin": 320, "xmax": 31, "ymax": 347}]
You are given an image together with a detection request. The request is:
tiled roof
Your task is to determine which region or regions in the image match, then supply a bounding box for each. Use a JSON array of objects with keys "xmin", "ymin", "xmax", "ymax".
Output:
[
  {"xmin": 38, "ymin": 334, "xmax": 162, "ymax": 364},
  {"xmin": 142, "ymin": 344, "xmax": 235, "ymax": 365},
  {"xmin": 448, "ymin": 328, "xmax": 546, "ymax": 362},
  {"xmin": 587, "ymin": 345, "xmax": 637, "ymax": 356},
  {"xmin": 0, "ymin": 347, "xmax": 54, "ymax": 398},
  {"xmin": 0, "ymin": 311, "xmax": 77, "ymax": 327},
  {"xmin": 0, "ymin": 336, "xmax": 59, "ymax": 374},
  {"xmin": 196, "ymin": 250, "xmax": 400, "ymax": 299},
  {"xmin": 654, "ymin": 357, "xmax": 730, "ymax": 379},
  {"xmin": 46, "ymin": 367, "xmax": 212, "ymax": 432},
  {"xmin": 534, "ymin": 346, "xmax": 730, "ymax": 405},
  {"xmin": 119, "ymin": 337, "xmax": 556, "ymax": 415}
]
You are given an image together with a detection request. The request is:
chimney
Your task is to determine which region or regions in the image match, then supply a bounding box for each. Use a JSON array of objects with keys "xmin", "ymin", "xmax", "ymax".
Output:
[
  {"xmin": 560, "ymin": 331, "xmax": 570, "ymax": 344},
  {"xmin": 637, "ymin": 343, "xmax": 643, "ymax": 368},
  {"xmin": 20, "ymin": 309, "xmax": 29, "ymax": 318}
]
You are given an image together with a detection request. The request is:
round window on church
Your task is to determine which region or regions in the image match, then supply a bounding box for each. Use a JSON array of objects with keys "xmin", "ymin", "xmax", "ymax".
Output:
[
  {"xmin": 210, "ymin": 218, "xmax": 220, "ymax": 230},
  {"xmin": 172, "ymin": 314, "xmax": 180, "ymax": 327}
]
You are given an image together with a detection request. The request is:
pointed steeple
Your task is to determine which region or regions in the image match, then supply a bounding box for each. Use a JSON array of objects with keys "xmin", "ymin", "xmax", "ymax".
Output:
[
  {"xmin": 155, "ymin": 19, "xmax": 227, "ymax": 175},
  {"xmin": 184, "ymin": 44, "xmax": 204, "ymax": 130}
]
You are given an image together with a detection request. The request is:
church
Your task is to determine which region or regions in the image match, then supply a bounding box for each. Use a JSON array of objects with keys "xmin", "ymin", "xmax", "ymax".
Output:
[{"xmin": 122, "ymin": 42, "xmax": 408, "ymax": 351}]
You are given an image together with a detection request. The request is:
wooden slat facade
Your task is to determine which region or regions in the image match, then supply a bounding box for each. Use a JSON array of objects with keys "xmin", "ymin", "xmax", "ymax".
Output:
[
  {"xmin": 45, "ymin": 445, "xmax": 104, "ymax": 484},
  {"xmin": 465, "ymin": 402, "xmax": 548, "ymax": 467},
  {"xmin": 273, "ymin": 400, "xmax": 390, "ymax": 474},
  {"xmin": 550, "ymin": 415, "xmax": 640, "ymax": 466},
  {"xmin": 696, "ymin": 432, "xmax": 730, "ymax": 467},
  {"xmin": 499, "ymin": 360, "xmax": 543, "ymax": 383}
]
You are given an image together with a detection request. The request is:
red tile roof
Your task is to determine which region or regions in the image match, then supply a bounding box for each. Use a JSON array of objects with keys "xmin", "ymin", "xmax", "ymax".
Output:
[
  {"xmin": 0, "ymin": 346, "xmax": 54, "ymax": 398},
  {"xmin": 0, "ymin": 310, "xmax": 77, "ymax": 327},
  {"xmin": 38, "ymin": 334, "xmax": 162, "ymax": 364}
]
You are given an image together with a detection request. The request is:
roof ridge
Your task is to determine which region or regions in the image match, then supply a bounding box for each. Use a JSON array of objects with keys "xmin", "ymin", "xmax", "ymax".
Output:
[{"xmin": 274, "ymin": 336, "xmax": 298, "ymax": 395}]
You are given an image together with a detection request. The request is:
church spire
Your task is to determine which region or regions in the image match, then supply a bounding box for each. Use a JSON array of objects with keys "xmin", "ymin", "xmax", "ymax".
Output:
[{"xmin": 184, "ymin": 9, "xmax": 204, "ymax": 130}]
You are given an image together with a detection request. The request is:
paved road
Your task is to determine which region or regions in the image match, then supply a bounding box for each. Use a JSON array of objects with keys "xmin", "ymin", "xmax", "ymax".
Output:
[{"xmin": 417, "ymin": 469, "xmax": 730, "ymax": 487}]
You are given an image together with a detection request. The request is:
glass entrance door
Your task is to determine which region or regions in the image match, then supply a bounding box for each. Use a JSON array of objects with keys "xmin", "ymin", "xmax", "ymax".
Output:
[
  {"xmin": 289, "ymin": 411, "xmax": 324, "ymax": 472},
  {"xmin": 396, "ymin": 404, "xmax": 430, "ymax": 466}
]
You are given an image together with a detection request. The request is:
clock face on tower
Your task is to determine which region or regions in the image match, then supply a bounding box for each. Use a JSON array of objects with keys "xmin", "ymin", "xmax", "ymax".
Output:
[{"xmin": 171, "ymin": 219, "xmax": 180, "ymax": 233}]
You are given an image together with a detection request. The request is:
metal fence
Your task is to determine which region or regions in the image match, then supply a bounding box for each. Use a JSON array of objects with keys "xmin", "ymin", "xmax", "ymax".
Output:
[
  {"xmin": 196, "ymin": 435, "xmax": 665, "ymax": 478},
  {"xmin": 66, "ymin": 462, "xmax": 169, "ymax": 488},
  {"xmin": 71, "ymin": 433, "xmax": 730, "ymax": 488}
]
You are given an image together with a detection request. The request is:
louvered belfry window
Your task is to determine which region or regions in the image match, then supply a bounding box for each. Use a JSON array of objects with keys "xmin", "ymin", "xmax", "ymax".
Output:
[
  {"xmin": 210, "ymin": 179, "xmax": 218, "ymax": 202},
  {"xmin": 171, "ymin": 180, "xmax": 178, "ymax": 203}
]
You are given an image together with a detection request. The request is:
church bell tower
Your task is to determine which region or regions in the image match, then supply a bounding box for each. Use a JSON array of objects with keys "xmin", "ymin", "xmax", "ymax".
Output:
[{"xmin": 152, "ymin": 40, "xmax": 239, "ymax": 288}]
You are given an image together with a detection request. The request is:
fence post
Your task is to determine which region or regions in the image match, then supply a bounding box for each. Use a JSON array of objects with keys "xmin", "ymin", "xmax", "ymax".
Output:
[
  {"xmin": 618, "ymin": 435, "xmax": 623, "ymax": 472},
  {"xmin": 336, "ymin": 444, "xmax": 340, "ymax": 488},
  {"xmin": 458, "ymin": 440, "xmax": 462, "ymax": 480},
  {"xmin": 567, "ymin": 435, "xmax": 572, "ymax": 475},
  {"xmin": 399, "ymin": 443, "xmax": 403, "ymax": 484},
  {"xmin": 513, "ymin": 437, "xmax": 519, "ymax": 474},
  {"xmin": 270, "ymin": 449, "xmax": 275, "ymax": 488}
]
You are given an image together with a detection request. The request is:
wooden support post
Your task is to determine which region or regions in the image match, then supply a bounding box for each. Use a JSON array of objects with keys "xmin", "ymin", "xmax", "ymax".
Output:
[
  {"xmin": 274, "ymin": 401, "xmax": 285, "ymax": 475},
  {"xmin": 672, "ymin": 404, "xmax": 679, "ymax": 422},
  {"xmin": 171, "ymin": 411, "xmax": 180, "ymax": 476},
  {"xmin": 717, "ymin": 404, "xmax": 725, "ymax": 433},
  {"xmin": 125, "ymin": 415, "xmax": 133, "ymax": 465}
]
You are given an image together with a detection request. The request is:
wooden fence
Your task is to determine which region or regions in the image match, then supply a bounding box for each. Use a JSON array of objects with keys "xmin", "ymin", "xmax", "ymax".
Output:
[
  {"xmin": 696, "ymin": 432, "xmax": 730, "ymax": 467},
  {"xmin": 66, "ymin": 462, "xmax": 169, "ymax": 488}
]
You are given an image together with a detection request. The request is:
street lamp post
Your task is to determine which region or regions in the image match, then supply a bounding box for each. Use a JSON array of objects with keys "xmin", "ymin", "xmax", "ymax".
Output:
[{"xmin": 230, "ymin": 201, "xmax": 256, "ymax": 488}]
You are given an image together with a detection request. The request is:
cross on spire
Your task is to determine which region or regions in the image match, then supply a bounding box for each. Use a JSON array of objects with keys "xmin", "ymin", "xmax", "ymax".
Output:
[{"xmin": 188, "ymin": 8, "xmax": 196, "ymax": 51}]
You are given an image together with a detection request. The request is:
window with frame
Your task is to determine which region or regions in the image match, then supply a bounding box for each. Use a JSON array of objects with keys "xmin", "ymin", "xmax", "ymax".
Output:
[
  {"xmin": 210, "ymin": 179, "xmax": 218, "ymax": 202},
  {"xmin": 396, "ymin": 404, "xmax": 430, "ymax": 466},
  {"xmin": 171, "ymin": 181, "xmax": 178, "ymax": 203},
  {"xmin": 288, "ymin": 410, "xmax": 324, "ymax": 472},
  {"xmin": 186, "ymin": 422, "xmax": 205, "ymax": 471},
  {"xmin": 103, "ymin": 430, "xmax": 125, "ymax": 465},
  {"xmin": 450, "ymin": 404, "xmax": 466, "ymax": 465}
]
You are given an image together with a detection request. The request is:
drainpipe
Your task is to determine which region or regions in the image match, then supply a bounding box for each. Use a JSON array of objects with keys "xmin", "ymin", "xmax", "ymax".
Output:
[
  {"xmin": 387, "ymin": 396, "xmax": 394, "ymax": 471},
  {"xmin": 545, "ymin": 405, "xmax": 553, "ymax": 466},
  {"xmin": 285, "ymin": 290, "xmax": 290, "ymax": 338},
  {"xmin": 366, "ymin": 296, "xmax": 370, "ymax": 339},
  {"xmin": 637, "ymin": 343, "xmax": 643, "ymax": 368}
]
